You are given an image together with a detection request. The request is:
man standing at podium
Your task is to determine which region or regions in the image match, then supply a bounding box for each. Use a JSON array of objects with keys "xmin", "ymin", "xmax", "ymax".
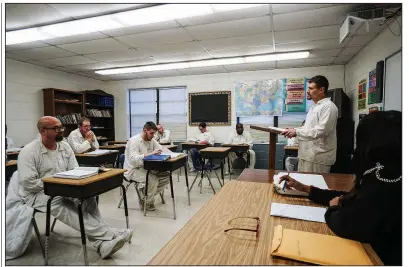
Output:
[{"xmin": 282, "ymin": 75, "xmax": 338, "ymax": 173}]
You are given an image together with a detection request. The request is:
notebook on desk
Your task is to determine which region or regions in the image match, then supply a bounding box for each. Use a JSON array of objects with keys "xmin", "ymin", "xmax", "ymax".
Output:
[
  {"xmin": 273, "ymin": 172, "xmax": 328, "ymax": 196},
  {"xmin": 53, "ymin": 167, "xmax": 99, "ymax": 179},
  {"xmin": 143, "ymin": 155, "xmax": 171, "ymax": 161},
  {"xmin": 271, "ymin": 225, "xmax": 373, "ymax": 265}
]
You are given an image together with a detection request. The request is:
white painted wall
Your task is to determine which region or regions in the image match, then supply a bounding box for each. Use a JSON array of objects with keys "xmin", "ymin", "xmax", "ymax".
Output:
[
  {"xmin": 6, "ymin": 59, "xmax": 107, "ymax": 147},
  {"xmin": 345, "ymin": 16, "xmax": 402, "ymax": 130},
  {"xmin": 106, "ymin": 65, "xmax": 345, "ymax": 142}
]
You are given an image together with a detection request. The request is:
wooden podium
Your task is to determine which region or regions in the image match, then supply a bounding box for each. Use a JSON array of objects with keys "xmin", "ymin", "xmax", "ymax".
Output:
[{"xmin": 250, "ymin": 125, "xmax": 281, "ymax": 170}]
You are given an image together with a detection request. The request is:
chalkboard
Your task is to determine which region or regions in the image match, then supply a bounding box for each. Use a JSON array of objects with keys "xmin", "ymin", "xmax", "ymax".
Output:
[{"xmin": 189, "ymin": 91, "xmax": 231, "ymax": 126}]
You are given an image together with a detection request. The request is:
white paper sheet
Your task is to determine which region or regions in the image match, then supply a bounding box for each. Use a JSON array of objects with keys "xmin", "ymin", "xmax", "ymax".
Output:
[
  {"xmin": 275, "ymin": 172, "xmax": 329, "ymax": 190},
  {"xmin": 270, "ymin": 203, "xmax": 326, "ymax": 223}
]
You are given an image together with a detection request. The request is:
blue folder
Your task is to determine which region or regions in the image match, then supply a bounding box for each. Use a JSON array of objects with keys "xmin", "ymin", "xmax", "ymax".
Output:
[{"xmin": 143, "ymin": 154, "xmax": 170, "ymax": 161}]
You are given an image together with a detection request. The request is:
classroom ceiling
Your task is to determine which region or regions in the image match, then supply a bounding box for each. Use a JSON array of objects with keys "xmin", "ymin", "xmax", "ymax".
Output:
[{"xmin": 5, "ymin": 3, "xmax": 391, "ymax": 81}]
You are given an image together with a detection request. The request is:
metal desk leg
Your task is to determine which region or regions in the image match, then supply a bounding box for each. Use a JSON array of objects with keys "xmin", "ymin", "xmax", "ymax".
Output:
[
  {"xmin": 169, "ymin": 172, "xmax": 176, "ymax": 220},
  {"xmin": 120, "ymin": 185, "xmax": 130, "ymax": 243},
  {"xmin": 221, "ymin": 158, "xmax": 225, "ymax": 186},
  {"xmin": 227, "ymin": 157, "xmax": 231, "ymax": 180},
  {"xmin": 184, "ymin": 163, "xmax": 191, "ymax": 205},
  {"xmin": 247, "ymin": 152, "xmax": 250, "ymax": 168},
  {"xmin": 45, "ymin": 196, "xmax": 55, "ymax": 266},
  {"xmin": 77, "ymin": 200, "xmax": 89, "ymax": 266},
  {"xmin": 200, "ymin": 158, "xmax": 205, "ymax": 194},
  {"xmin": 144, "ymin": 170, "xmax": 150, "ymax": 216}
]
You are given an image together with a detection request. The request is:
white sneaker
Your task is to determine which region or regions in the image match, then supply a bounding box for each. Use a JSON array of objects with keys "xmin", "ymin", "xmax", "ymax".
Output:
[
  {"xmin": 116, "ymin": 228, "xmax": 134, "ymax": 243},
  {"xmin": 99, "ymin": 235, "xmax": 126, "ymax": 259}
]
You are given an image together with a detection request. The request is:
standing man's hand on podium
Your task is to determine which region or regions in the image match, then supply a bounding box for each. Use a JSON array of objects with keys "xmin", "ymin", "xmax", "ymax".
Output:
[{"xmin": 282, "ymin": 128, "xmax": 297, "ymax": 138}]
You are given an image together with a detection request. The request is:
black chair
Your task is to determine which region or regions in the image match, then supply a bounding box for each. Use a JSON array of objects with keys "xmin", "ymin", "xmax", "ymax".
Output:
[{"xmin": 188, "ymin": 148, "xmax": 221, "ymax": 194}]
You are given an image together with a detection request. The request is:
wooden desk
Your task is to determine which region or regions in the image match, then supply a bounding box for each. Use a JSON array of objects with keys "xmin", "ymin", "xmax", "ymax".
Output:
[
  {"xmin": 107, "ymin": 141, "xmax": 127, "ymax": 145},
  {"xmin": 163, "ymin": 145, "xmax": 177, "ymax": 152},
  {"xmin": 5, "ymin": 160, "xmax": 17, "ymax": 181},
  {"xmin": 43, "ymin": 169, "xmax": 130, "ymax": 265},
  {"xmin": 149, "ymin": 173, "xmax": 382, "ymax": 265},
  {"xmin": 283, "ymin": 146, "xmax": 299, "ymax": 170},
  {"xmin": 100, "ymin": 145, "xmax": 125, "ymax": 167},
  {"xmin": 221, "ymin": 144, "xmax": 250, "ymax": 168},
  {"xmin": 159, "ymin": 142, "xmax": 171, "ymax": 145},
  {"xmin": 181, "ymin": 142, "xmax": 209, "ymax": 152},
  {"xmin": 6, "ymin": 151, "xmax": 20, "ymax": 160},
  {"xmin": 143, "ymin": 155, "xmax": 190, "ymax": 219},
  {"xmin": 75, "ymin": 151, "xmax": 119, "ymax": 166},
  {"xmin": 284, "ymin": 145, "xmax": 299, "ymax": 151},
  {"xmin": 199, "ymin": 147, "xmax": 231, "ymax": 187}
]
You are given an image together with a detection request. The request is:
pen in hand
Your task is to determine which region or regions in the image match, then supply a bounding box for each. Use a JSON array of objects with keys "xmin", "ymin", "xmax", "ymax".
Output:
[{"xmin": 282, "ymin": 172, "xmax": 290, "ymax": 191}]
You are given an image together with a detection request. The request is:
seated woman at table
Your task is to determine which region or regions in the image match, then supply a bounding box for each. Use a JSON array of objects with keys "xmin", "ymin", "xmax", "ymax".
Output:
[{"xmin": 279, "ymin": 111, "xmax": 401, "ymax": 265}]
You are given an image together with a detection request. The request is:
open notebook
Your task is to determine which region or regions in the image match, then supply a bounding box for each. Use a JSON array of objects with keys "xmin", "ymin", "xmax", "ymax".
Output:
[
  {"xmin": 53, "ymin": 167, "xmax": 99, "ymax": 179},
  {"xmin": 273, "ymin": 172, "xmax": 328, "ymax": 196},
  {"xmin": 84, "ymin": 149, "xmax": 119, "ymax": 155}
]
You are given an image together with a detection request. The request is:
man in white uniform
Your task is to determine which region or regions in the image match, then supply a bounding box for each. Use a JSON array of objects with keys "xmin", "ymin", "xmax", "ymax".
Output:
[
  {"xmin": 18, "ymin": 116, "xmax": 132, "ymax": 259},
  {"xmin": 224, "ymin": 123, "xmax": 256, "ymax": 174},
  {"xmin": 123, "ymin": 121, "xmax": 169, "ymax": 211},
  {"xmin": 188, "ymin": 122, "xmax": 215, "ymax": 172},
  {"xmin": 67, "ymin": 117, "xmax": 99, "ymax": 154},
  {"xmin": 154, "ymin": 124, "xmax": 171, "ymax": 144},
  {"xmin": 282, "ymin": 75, "xmax": 338, "ymax": 173}
]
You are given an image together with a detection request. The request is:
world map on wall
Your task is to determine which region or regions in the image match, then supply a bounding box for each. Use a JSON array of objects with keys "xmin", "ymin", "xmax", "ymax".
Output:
[{"xmin": 235, "ymin": 79, "xmax": 285, "ymax": 116}]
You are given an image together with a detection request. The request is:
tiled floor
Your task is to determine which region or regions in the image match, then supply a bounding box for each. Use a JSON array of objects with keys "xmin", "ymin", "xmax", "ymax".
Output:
[{"xmin": 6, "ymin": 172, "xmax": 238, "ymax": 265}]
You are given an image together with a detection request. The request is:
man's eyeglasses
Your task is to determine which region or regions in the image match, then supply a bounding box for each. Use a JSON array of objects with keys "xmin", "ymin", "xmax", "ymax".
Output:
[
  {"xmin": 43, "ymin": 126, "xmax": 65, "ymax": 132},
  {"xmin": 224, "ymin": 216, "xmax": 260, "ymax": 237}
]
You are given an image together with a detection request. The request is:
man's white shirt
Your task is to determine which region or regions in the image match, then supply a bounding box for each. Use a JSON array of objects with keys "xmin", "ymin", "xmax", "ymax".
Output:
[{"xmin": 226, "ymin": 131, "xmax": 253, "ymax": 149}]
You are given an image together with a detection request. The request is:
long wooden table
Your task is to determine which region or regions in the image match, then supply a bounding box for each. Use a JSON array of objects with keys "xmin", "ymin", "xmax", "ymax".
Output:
[{"xmin": 149, "ymin": 169, "xmax": 382, "ymax": 265}]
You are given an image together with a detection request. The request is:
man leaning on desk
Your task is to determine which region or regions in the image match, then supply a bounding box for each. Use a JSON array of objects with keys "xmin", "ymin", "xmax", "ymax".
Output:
[
  {"xmin": 67, "ymin": 117, "xmax": 99, "ymax": 154},
  {"xmin": 8, "ymin": 116, "xmax": 132, "ymax": 259},
  {"xmin": 154, "ymin": 124, "xmax": 171, "ymax": 144},
  {"xmin": 282, "ymin": 75, "xmax": 338, "ymax": 173},
  {"xmin": 224, "ymin": 123, "xmax": 256, "ymax": 174}
]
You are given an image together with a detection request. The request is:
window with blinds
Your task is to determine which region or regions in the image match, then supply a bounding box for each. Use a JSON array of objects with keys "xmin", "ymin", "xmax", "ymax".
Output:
[{"xmin": 129, "ymin": 87, "xmax": 187, "ymax": 141}]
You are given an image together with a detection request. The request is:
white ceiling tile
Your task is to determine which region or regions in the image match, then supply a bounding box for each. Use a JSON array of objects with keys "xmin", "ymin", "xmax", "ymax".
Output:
[
  {"xmin": 6, "ymin": 4, "xmax": 70, "ymax": 30},
  {"xmin": 137, "ymin": 70, "xmax": 184, "ymax": 78},
  {"xmin": 275, "ymin": 25, "xmax": 340, "ymax": 44},
  {"xmin": 52, "ymin": 66, "xmax": 80, "ymax": 74},
  {"xmin": 153, "ymin": 52, "xmax": 212, "ymax": 63},
  {"xmin": 102, "ymin": 20, "xmax": 180, "ymax": 37},
  {"xmin": 115, "ymin": 28, "xmax": 193, "ymax": 48},
  {"xmin": 85, "ymin": 50, "xmax": 147, "ymax": 62},
  {"xmin": 177, "ymin": 5, "xmax": 270, "ymax": 26},
  {"xmin": 43, "ymin": 32, "xmax": 109, "ymax": 45},
  {"xmin": 8, "ymin": 46, "xmax": 76, "ymax": 60},
  {"xmin": 6, "ymin": 41, "xmax": 50, "ymax": 51},
  {"xmin": 138, "ymin": 42, "xmax": 205, "ymax": 57},
  {"xmin": 338, "ymin": 46, "xmax": 363, "ymax": 57},
  {"xmin": 275, "ymin": 38, "xmax": 346, "ymax": 52},
  {"xmin": 25, "ymin": 60, "xmax": 59, "ymax": 68},
  {"xmin": 42, "ymin": 56, "xmax": 97, "ymax": 66},
  {"xmin": 185, "ymin": 16, "xmax": 271, "ymax": 40},
  {"xmin": 48, "ymin": 4, "xmax": 145, "ymax": 18},
  {"xmin": 106, "ymin": 58, "xmax": 157, "ymax": 68},
  {"xmin": 57, "ymin": 38, "xmax": 129, "ymax": 54},
  {"xmin": 63, "ymin": 62, "xmax": 114, "ymax": 71},
  {"xmin": 209, "ymin": 46, "xmax": 277, "ymax": 58},
  {"xmin": 223, "ymin": 62, "xmax": 275, "ymax": 72},
  {"xmin": 334, "ymin": 54, "xmax": 354, "ymax": 64},
  {"xmin": 273, "ymin": 4, "xmax": 359, "ymax": 31},
  {"xmin": 199, "ymin": 33, "xmax": 273, "ymax": 51},
  {"xmin": 277, "ymin": 57, "xmax": 335, "ymax": 68},
  {"xmin": 271, "ymin": 4, "xmax": 338, "ymax": 14},
  {"xmin": 178, "ymin": 66, "xmax": 227, "ymax": 75},
  {"xmin": 309, "ymin": 49, "xmax": 342, "ymax": 58},
  {"xmin": 5, "ymin": 52, "xmax": 33, "ymax": 61}
]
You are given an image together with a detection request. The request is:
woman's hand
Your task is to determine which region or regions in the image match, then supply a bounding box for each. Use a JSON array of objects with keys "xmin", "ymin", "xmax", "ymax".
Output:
[{"xmin": 278, "ymin": 175, "xmax": 310, "ymax": 193}]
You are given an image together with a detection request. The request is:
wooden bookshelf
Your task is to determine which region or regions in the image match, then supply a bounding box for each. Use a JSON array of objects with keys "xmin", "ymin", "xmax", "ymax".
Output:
[
  {"xmin": 83, "ymin": 89, "xmax": 115, "ymax": 142},
  {"xmin": 43, "ymin": 88, "xmax": 85, "ymax": 137}
]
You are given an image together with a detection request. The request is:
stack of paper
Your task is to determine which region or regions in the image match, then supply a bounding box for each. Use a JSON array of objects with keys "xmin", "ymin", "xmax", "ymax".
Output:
[
  {"xmin": 270, "ymin": 203, "xmax": 326, "ymax": 223},
  {"xmin": 85, "ymin": 149, "xmax": 118, "ymax": 155},
  {"xmin": 53, "ymin": 167, "xmax": 99, "ymax": 179},
  {"xmin": 6, "ymin": 147, "xmax": 22, "ymax": 153},
  {"xmin": 161, "ymin": 152, "xmax": 184, "ymax": 159},
  {"xmin": 274, "ymin": 172, "xmax": 329, "ymax": 190}
]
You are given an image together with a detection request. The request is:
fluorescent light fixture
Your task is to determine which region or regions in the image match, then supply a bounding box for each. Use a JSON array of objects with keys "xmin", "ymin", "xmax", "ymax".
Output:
[
  {"xmin": 210, "ymin": 4, "xmax": 267, "ymax": 12},
  {"xmin": 95, "ymin": 51, "xmax": 310, "ymax": 75},
  {"xmin": 6, "ymin": 4, "xmax": 271, "ymax": 45},
  {"xmin": 113, "ymin": 4, "xmax": 214, "ymax": 26},
  {"xmin": 40, "ymin": 15, "xmax": 123, "ymax": 37}
]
